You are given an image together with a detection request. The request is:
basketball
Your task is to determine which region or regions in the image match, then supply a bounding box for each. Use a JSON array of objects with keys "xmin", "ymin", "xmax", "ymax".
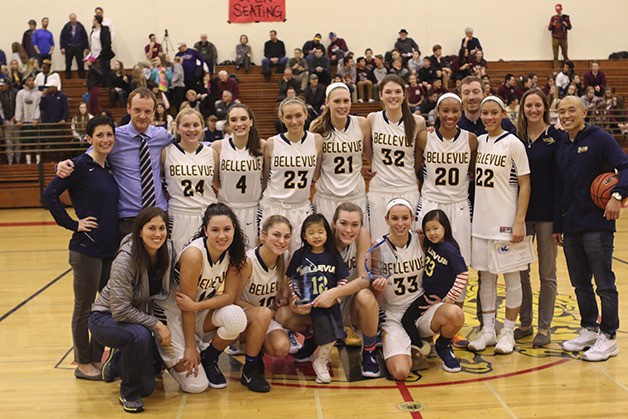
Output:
[{"xmin": 590, "ymin": 172, "xmax": 618, "ymax": 209}]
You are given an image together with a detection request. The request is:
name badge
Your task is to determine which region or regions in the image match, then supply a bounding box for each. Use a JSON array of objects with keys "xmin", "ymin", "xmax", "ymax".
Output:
[{"xmin": 577, "ymin": 146, "xmax": 588, "ymax": 153}]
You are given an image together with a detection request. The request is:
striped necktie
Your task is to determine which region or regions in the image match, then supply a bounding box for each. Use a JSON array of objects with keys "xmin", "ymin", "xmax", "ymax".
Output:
[{"xmin": 138, "ymin": 134, "xmax": 157, "ymax": 208}]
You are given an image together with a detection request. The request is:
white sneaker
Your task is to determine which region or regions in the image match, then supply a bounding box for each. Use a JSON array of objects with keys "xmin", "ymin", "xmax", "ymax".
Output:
[
  {"xmin": 287, "ymin": 331, "xmax": 303, "ymax": 355},
  {"xmin": 495, "ymin": 329, "xmax": 516, "ymax": 354},
  {"xmin": 226, "ymin": 343, "xmax": 243, "ymax": 356},
  {"xmin": 468, "ymin": 328, "xmax": 497, "ymax": 351},
  {"xmin": 582, "ymin": 334, "xmax": 619, "ymax": 362},
  {"xmin": 312, "ymin": 343, "xmax": 333, "ymax": 384},
  {"xmin": 561, "ymin": 328, "xmax": 599, "ymax": 352}
]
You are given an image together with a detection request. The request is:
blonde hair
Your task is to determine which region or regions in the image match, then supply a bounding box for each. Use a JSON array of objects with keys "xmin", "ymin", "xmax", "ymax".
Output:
[{"xmin": 174, "ymin": 108, "xmax": 205, "ymax": 142}]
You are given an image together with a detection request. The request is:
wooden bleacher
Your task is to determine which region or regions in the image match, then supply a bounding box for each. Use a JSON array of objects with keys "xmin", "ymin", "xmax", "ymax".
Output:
[{"xmin": 2, "ymin": 59, "xmax": 627, "ymax": 209}]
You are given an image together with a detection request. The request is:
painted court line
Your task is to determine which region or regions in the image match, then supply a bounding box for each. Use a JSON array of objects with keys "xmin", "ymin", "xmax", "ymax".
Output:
[
  {"xmin": 0, "ymin": 221, "xmax": 57, "ymax": 228},
  {"xmin": 395, "ymin": 381, "xmax": 423, "ymax": 419},
  {"xmin": 483, "ymin": 381, "xmax": 518, "ymax": 418},
  {"xmin": 594, "ymin": 366, "xmax": 628, "ymax": 392},
  {"xmin": 313, "ymin": 388, "xmax": 324, "ymax": 419},
  {"xmin": 174, "ymin": 394, "xmax": 188, "ymax": 419},
  {"xmin": 0, "ymin": 268, "xmax": 71, "ymax": 322}
]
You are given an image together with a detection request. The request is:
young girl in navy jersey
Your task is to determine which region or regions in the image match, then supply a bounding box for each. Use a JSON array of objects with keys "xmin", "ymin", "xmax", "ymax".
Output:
[
  {"xmin": 285, "ymin": 214, "xmax": 350, "ymax": 384},
  {"xmin": 400, "ymin": 209, "xmax": 467, "ymax": 372}
]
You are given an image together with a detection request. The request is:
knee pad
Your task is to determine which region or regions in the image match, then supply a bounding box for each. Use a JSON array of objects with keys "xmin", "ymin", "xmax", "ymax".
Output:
[
  {"xmin": 504, "ymin": 272, "xmax": 523, "ymax": 309},
  {"xmin": 212, "ymin": 305, "xmax": 247, "ymax": 341},
  {"xmin": 479, "ymin": 272, "xmax": 497, "ymax": 311}
]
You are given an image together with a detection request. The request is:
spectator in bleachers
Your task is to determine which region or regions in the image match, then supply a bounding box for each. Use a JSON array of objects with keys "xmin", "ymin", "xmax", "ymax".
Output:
[
  {"xmin": 515, "ymin": 75, "xmax": 533, "ymax": 99},
  {"xmin": 571, "ymin": 74, "xmax": 584, "ymax": 96},
  {"xmin": 197, "ymin": 73, "xmax": 216, "ymax": 118},
  {"xmin": 22, "ymin": 19, "xmax": 37, "ymax": 58},
  {"xmin": 130, "ymin": 64, "xmax": 147, "ymax": 90},
  {"xmin": 482, "ymin": 81, "xmax": 493, "ymax": 97},
  {"xmin": 195, "ymin": 33, "xmax": 217, "ymax": 75},
  {"xmin": 355, "ymin": 57, "xmax": 374, "ymax": 103},
  {"xmin": 287, "ymin": 48, "xmax": 309, "ymax": 92},
  {"xmin": 418, "ymin": 57, "xmax": 436, "ymax": 90},
  {"xmin": 372, "ymin": 54, "xmax": 389, "ymax": 87},
  {"xmin": 432, "ymin": 78, "xmax": 448, "ymax": 96},
  {"xmin": 175, "ymin": 42, "xmax": 204, "ymax": 91},
  {"xmin": 109, "ymin": 60, "xmax": 130, "ymax": 108},
  {"xmin": 302, "ymin": 33, "xmax": 323, "ymax": 58},
  {"xmin": 152, "ymin": 101, "xmax": 173, "ymax": 132},
  {"xmin": 40, "ymin": 79, "xmax": 69, "ymax": 135},
  {"xmin": 394, "ymin": 29, "xmax": 419, "ymax": 64},
  {"xmin": 214, "ymin": 70, "xmax": 240, "ymax": 102},
  {"xmin": 453, "ymin": 47, "xmax": 472, "ymax": 81},
  {"xmin": 59, "ymin": 13, "xmax": 89, "ymax": 79},
  {"xmin": 235, "ymin": 34, "xmax": 252, "ymax": 73},
  {"xmin": 548, "ymin": 3, "xmax": 571, "ymax": 69},
  {"xmin": 364, "ymin": 48, "xmax": 376, "ymax": 71},
  {"xmin": 555, "ymin": 60, "xmax": 573, "ymax": 97},
  {"xmin": 420, "ymin": 89, "xmax": 439, "ymax": 125},
  {"xmin": 7, "ymin": 60, "xmax": 24, "ymax": 90},
  {"xmin": 170, "ymin": 56, "xmax": 185, "ymax": 111},
  {"xmin": 180, "ymin": 88, "xmax": 201, "ymax": 113},
  {"xmin": 581, "ymin": 86, "xmax": 605, "ymax": 121},
  {"xmin": 547, "ymin": 83, "xmax": 560, "ymax": 124},
  {"xmin": 407, "ymin": 73, "xmax": 424, "ymax": 112},
  {"xmin": 505, "ymin": 94, "xmax": 519, "ymax": 123},
  {"xmin": 70, "ymin": 102, "xmax": 92, "ymax": 142},
  {"xmin": 407, "ymin": 50, "xmax": 423, "ymax": 75},
  {"xmin": 469, "ymin": 49, "xmax": 487, "ymax": 76},
  {"xmin": 497, "ymin": 73, "xmax": 516, "ymax": 102},
  {"xmin": 430, "ymin": 44, "xmax": 452, "ymax": 87},
  {"xmin": 144, "ymin": 34, "xmax": 163, "ymax": 60},
  {"xmin": 389, "ymin": 57, "xmax": 409, "ymax": 83},
  {"xmin": 461, "ymin": 27, "xmax": 482, "ymax": 56},
  {"xmin": 149, "ymin": 82, "xmax": 170, "ymax": 110},
  {"xmin": 11, "ymin": 43, "xmax": 29, "ymax": 74},
  {"xmin": 87, "ymin": 15, "xmax": 114, "ymax": 87},
  {"xmin": 34, "ymin": 59, "xmax": 61, "ymax": 92},
  {"xmin": 528, "ymin": 72, "xmax": 539, "ymax": 89},
  {"xmin": 85, "ymin": 59, "xmax": 102, "ymax": 116},
  {"xmin": 307, "ymin": 46, "xmax": 331, "ymax": 86},
  {"xmin": 203, "ymin": 115, "xmax": 223, "ymax": 143},
  {"xmin": 328, "ymin": 32, "xmax": 349, "ymax": 65},
  {"xmin": 0, "ymin": 77, "xmax": 19, "ymax": 164},
  {"xmin": 338, "ymin": 56, "xmax": 358, "ymax": 99},
  {"xmin": 481, "ymin": 74, "xmax": 496, "ymax": 95},
  {"xmin": 262, "ymin": 30, "xmax": 288, "ymax": 78},
  {"xmin": 15, "ymin": 75, "xmax": 42, "ymax": 164},
  {"xmin": 149, "ymin": 55, "xmax": 172, "ymax": 93},
  {"xmin": 32, "ymin": 17, "xmax": 55, "ymax": 66},
  {"xmin": 304, "ymin": 74, "xmax": 325, "ymax": 124},
  {"xmin": 584, "ymin": 61, "xmax": 606, "ymax": 97},
  {"xmin": 24, "ymin": 58, "xmax": 40, "ymax": 81},
  {"xmin": 215, "ymin": 90, "xmax": 234, "ymax": 123},
  {"xmin": 566, "ymin": 83, "xmax": 578, "ymax": 97},
  {"xmin": 278, "ymin": 68, "xmax": 300, "ymax": 101}
]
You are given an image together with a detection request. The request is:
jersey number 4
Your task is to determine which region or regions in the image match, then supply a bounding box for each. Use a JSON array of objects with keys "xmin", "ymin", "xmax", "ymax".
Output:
[
  {"xmin": 181, "ymin": 179, "xmax": 205, "ymax": 197},
  {"xmin": 284, "ymin": 170, "xmax": 308, "ymax": 189}
]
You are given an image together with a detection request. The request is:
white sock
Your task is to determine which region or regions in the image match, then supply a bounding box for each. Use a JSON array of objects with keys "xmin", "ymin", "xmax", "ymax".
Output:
[
  {"xmin": 503, "ymin": 319, "xmax": 516, "ymax": 331},
  {"xmin": 316, "ymin": 342, "xmax": 335, "ymax": 364},
  {"xmin": 482, "ymin": 314, "xmax": 496, "ymax": 333}
]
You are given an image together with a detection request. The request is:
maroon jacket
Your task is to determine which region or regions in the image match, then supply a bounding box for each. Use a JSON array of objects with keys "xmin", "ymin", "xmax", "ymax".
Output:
[{"xmin": 548, "ymin": 14, "xmax": 571, "ymax": 39}]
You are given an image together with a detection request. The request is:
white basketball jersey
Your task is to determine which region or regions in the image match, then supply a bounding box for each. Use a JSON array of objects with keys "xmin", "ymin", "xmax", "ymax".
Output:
[
  {"xmin": 377, "ymin": 232, "xmax": 425, "ymax": 313},
  {"xmin": 164, "ymin": 143, "xmax": 217, "ymax": 212},
  {"xmin": 263, "ymin": 132, "xmax": 318, "ymax": 205},
  {"xmin": 240, "ymin": 247, "xmax": 279, "ymax": 308},
  {"xmin": 338, "ymin": 241, "xmax": 358, "ymax": 280},
  {"xmin": 472, "ymin": 132, "xmax": 530, "ymax": 240},
  {"xmin": 421, "ymin": 128, "xmax": 472, "ymax": 204},
  {"xmin": 316, "ymin": 115, "xmax": 365, "ymax": 197},
  {"xmin": 369, "ymin": 111, "xmax": 417, "ymax": 191},
  {"xmin": 217, "ymin": 137, "xmax": 263, "ymax": 205}
]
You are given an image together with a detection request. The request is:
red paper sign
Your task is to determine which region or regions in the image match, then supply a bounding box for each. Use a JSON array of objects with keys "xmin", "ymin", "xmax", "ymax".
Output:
[{"xmin": 229, "ymin": 0, "xmax": 286, "ymax": 23}]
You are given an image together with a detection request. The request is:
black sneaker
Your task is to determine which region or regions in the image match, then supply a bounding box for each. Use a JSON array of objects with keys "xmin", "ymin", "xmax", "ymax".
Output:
[
  {"xmin": 436, "ymin": 344, "xmax": 461, "ymax": 373},
  {"xmin": 240, "ymin": 364, "xmax": 271, "ymax": 393},
  {"xmin": 360, "ymin": 350, "xmax": 381, "ymax": 378},
  {"xmin": 202, "ymin": 357, "xmax": 227, "ymax": 389},
  {"xmin": 102, "ymin": 348, "xmax": 117, "ymax": 382},
  {"xmin": 119, "ymin": 396, "xmax": 145, "ymax": 413},
  {"xmin": 294, "ymin": 338, "xmax": 317, "ymax": 363}
]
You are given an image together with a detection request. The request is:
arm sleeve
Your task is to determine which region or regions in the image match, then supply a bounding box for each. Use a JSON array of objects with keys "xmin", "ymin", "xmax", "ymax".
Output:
[{"xmin": 41, "ymin": 167, "xmax": 79, "ymax": 232}]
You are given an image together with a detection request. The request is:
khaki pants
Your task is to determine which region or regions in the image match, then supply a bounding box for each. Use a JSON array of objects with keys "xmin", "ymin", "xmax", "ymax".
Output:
[{"xmin": 552, "ymin": 38, "xmax": 569, "ymax": 68}]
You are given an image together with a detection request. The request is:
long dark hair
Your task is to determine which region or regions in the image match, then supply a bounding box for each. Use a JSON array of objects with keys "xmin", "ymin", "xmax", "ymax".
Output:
[
  {"xmin": 421, "ymin": 209, "xmax": 460, "ymax": 250},
  {"xmin": 131, "ymin": 207, "xmax": 170, "ymax": 278},
  {"xmin": 516, "ymin": 88, "xmax": 550, "ymax": 142},
  {"xmin": 300, "ymin": 213, "xmax": 339, "ymax": 256},
  {"xmin": 193, "ymin": 203, "xmax": 248, "ymax": 272},
  {"xmin": 227, "ymin": 103, "xmax": 262, "ymax": 157},
  {"xmin": 378, "ymin": 74, "xmax": 417, "ymax": 147},
  {"xmin": 310, "ymin": 85, "xmax": 351, "ymax": 140}
]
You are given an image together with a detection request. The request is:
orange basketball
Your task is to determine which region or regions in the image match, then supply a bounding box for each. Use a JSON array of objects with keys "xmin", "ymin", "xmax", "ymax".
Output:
[{"xmin": 590, "ymin": 172, "xmax": 618, "ymax": 209}]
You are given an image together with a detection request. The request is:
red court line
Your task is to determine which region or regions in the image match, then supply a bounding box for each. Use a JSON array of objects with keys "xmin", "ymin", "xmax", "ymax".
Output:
[
  {"xmin": 0, "ymin": 221, "xmax": 57, "ymax": 227},
  {"xmin": 396, "ymin": 381, "xmax": 423, "ymax": 419}
]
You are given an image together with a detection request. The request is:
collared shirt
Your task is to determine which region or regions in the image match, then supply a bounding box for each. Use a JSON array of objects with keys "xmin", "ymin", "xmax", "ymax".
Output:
[
  {"xmin": 458, "ymin": 112, "xmax": 516, "ymax": 136},
  {"xmin": 108, "ymin": 123, "xmax": 173, "ymax": 218}
]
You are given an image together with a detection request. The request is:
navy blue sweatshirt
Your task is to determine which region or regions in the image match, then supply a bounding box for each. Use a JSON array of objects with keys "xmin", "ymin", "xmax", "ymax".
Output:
[
  {"xmin": 554, "ymin": 125, "xmax": 628, "ymax": 234},
  {"xmin": 42, "ymin": 153, "xmax": 119, "ymax": 258},
  {"xmin": 525, "ymin": 125, "xmax": 561, "ymax": 222}
]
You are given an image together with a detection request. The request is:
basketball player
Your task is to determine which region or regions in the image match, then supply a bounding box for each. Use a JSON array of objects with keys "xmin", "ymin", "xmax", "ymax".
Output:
[
  {"xmin": 468, "ymin": 96, "xmax": 530, "ymax": 355},
  {"xmin": 259, "ymin": 97, "xmax": 323, "ymax": 256},
  {"xmin": 212, "ymin": 104, "xmax": 264, "ymax": 248},
  {"xmin": 554, "ymin": 96, "xmax": 628, "ymax": 361},
  {"xmin": 163, "ymin": 108, "xmax": 218, "ymax": 254},
  {"xmin": 366, "ymin": 74, "xmax": 426, "ymax": 239},
  {"xmin": 310, "ymin": 83, "xmax": 370, "ymax": 224}
]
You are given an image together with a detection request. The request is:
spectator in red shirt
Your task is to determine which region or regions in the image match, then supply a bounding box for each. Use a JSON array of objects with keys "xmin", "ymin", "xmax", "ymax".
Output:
[
  {"xmin": 213, "ymin": 70, "xmax": 240, "ymax": 102},
  {"xmin": 584, "ymin": 61, "xmax": 606, "ymax": 97},
  {"xmin": 548, "ymin": 3, "xmax": 572, "ymax": 69},
  {"xmin": 497, "ymin": 73, "xmax": 517, "ymax": 102},
  {"xmin": 144, "ymin": 33, "xmax": 163, "ymax": 60},
  {"xmin": 327, "ymin": 32, "xmax": 348, "ymax": 65}
]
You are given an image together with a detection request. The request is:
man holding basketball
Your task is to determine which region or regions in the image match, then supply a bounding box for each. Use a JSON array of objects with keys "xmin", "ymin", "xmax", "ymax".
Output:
[{"xmin": 553, "ymin": 96, "xmax": 628, "ymax": 361}]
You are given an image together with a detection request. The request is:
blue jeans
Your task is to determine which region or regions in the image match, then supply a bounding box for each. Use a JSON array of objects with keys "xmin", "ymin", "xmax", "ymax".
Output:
[
  {"xmin": 563, "ymin": 231, "xmax": 619, "ymax": 336},
  {"xmin": 89, "ymin": 311, "xmax": 158, "ymax": 400},
  {"xmin": 261, "ymin": 56, "xmax": 288, "ymax": 72}
]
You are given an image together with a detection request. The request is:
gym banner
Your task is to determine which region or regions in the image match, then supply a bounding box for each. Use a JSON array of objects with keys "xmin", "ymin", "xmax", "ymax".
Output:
[{"xmin": 229, "ymin": 0, "xmax": 286, "ymax": 23}]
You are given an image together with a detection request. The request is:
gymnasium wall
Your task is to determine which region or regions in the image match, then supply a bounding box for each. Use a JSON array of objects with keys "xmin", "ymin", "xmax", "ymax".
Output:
[{"xmin": 3, "ymin": 0, "xmax": 626, "ymax": 71}]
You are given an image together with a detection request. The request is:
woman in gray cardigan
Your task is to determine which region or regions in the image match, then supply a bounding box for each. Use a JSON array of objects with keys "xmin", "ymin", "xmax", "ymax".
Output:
[{"xmin": 89, "ymin": 207, "xmax": 175, "ymax": 414}]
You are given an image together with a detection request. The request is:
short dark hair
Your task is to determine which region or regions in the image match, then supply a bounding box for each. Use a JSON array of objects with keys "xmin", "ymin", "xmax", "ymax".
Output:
[
  {"xmin": 94, "ymin": 15, "xmax": 103, "ymax": 25},
  {"xmin": 149, "ymin": 33, "xmax": 155, "ymax": 39},
  {"xmin": 85, "ymin": 116, "xmax": 115, "ymax": 138},
  {"xmin": 505, "ymin": 73, "xmax": 515, "ymax": 82}
]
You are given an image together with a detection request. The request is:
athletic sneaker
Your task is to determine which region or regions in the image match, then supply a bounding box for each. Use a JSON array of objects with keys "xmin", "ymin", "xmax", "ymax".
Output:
[
  {"xmin": 582, "ymin": 334, "xmax": 619, "ymax": 362},
  {"xmin": 202, "ymin": 358, "xmax": 227, "ymax": 389},
  {"xmin": 494, "ymin": 328, "xmax": 516, "ymax": 354},
  {"xmin": 345, "ymin": 327, "xmax": 363, "ymax": 347},
  {"xmin": 561, "ymin": 328, "xmax": 599, "ymax": 352},
  {"xmin": 452, "ymin": 333, "xmax": 469, "ymax": 349},
  {"xmin": 312, "ymin": 344, "xmax": 333, "ymax": 384},
  {"xmin": 435, "ymin": 344, "xmax": 461, "ymax": 373},
  {"xmin": 513, "ymin": 327, "xmax": 534, "ymax": 341},
  {"xmin": 287, "ymin": 331, "xmax": 303, "ymax": 355},
  {"xmin": 468, "ymin": 328, "xmax": 497, "ymax": 351},
  {"xmin": 294, "ymin": 338, "xmax": 317, "ymax": 363},
  {"xmin": 360, "ymin": 349, "xmax": 381, "ymax": 378},
  {"xmin": 240, "ymin": 364, "xmax": 271, "ymax": 393},
  {"xmin": 101, "ymin": 348, "xmax": 117, "ymax": 383},
  {"xmin": 226, "ymin": 343, "xmax": 243, "ymax": 356},
  {"xmin": 119, "ymin": 396, "xmax": 145, "ymax": 413}
]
